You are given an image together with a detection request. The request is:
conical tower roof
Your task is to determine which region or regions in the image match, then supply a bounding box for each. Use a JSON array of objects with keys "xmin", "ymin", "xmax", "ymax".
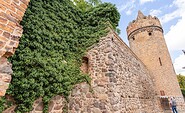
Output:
[{"xmin": 137, "ymin": 10, "xmax": 145, "ymax": 20}]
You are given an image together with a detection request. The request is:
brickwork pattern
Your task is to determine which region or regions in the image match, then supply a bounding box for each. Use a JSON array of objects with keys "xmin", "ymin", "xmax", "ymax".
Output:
[
  {"xmin": 0, "ymin": 0, "xmax": 30, "ymax": 57},
  {"xmin": 0, "ymin": 0, "xmax": 30, "ymax": 96},
  {"xmin": 127, "ymin": 11, "xmax": 185, "ymax": 111}
]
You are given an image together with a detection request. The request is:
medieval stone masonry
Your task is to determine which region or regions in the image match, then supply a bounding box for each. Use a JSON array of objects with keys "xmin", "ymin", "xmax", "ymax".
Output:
[
  {"xmin": 0, "ymin": 0, "xmax": 30, "ymax": 96},
  {"xmin": 127, "ymin": 11, "xmax": 185, "ymax": 110},
  {"xmin": 0, "ymin": 1, "xmax": 185, "ymax": 113}
]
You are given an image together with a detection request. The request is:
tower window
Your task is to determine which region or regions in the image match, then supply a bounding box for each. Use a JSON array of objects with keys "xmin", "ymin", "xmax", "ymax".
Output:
[
  {"xmin": 148, "ymin": 32, "xmax": 152, "ymax": 36},
  {"xmin": 132, "ymin": 36, "xmax": 135, "ymax": 40},
  {"xmin": 160, "ymin": 90, "xmax": 165, "ymax": 96},
  {"xmin": 159, "ymin": 57, "xmax": 162, "ymax": 66},
  {"xmin": 80, "ymin": 57, "xmax": 89, "ymax": 74}
]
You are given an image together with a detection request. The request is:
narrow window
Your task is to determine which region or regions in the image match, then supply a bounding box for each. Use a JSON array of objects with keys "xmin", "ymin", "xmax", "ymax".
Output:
[
  {"xmin": 160, "ymin": 90, "xmax": 165, "ymax": 96},
  {"xmin": 159, "ymin": 57, "xmax": 162, "ymax": 66},
  {"xmin": 148, "ymin": 32, "xmax": 152, "ymax": 36},
  {"xmin": 132, "ymin": 36, "xmax": 135, "ymax": 40},
  {"xmin": 80, "ymin": 57, "xmax": 89, "ymax": 73}
]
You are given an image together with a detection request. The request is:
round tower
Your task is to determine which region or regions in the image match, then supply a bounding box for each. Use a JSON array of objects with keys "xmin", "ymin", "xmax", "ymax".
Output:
[{"xmin": 126, "ymin": 11, "xmax": 183, "ymax": 102}]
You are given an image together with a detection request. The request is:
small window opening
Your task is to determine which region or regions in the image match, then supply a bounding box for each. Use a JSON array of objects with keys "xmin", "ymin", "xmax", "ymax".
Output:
[
  {"xmin": 159, "ymin": 57, "xmax": 162, "ymax": 66},
  {"xmin": 112, "ymin": 37, "xmax": 114, "ymax": 41},
  {"xmin": 80, "ymin": 57, "xmax": 89, "ymax": 74},
  {"xmin": 160, "ymin": 90, "xmax": 165, "ymax": 96},
  {"xmin": 132, "ymin": 36, "xmax": 135, "ymax": 40},
  {"xmin": 148, "ymin": 32, "xmax": 152, "ymax": 36}
]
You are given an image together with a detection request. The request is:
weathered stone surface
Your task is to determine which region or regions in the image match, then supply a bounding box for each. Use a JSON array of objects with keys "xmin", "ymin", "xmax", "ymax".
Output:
[
  {"xmin": 0, "ymin": 0, "xmax": 30, "ymax": 97},
  {"xmin": 68, "ymin": 31, "xmax": 160, "ymax": 113},
  {"xmin": 48, "ymin": 101, "xmax": 54, "ymax": 112},
  {"xmin": 0, "ymin": 57, "xmax": 13, "ymax": 75},
  {"xmin": 35, "ymin": 102, "xmax": 44, "ymax": 111},
  {"xmin": 0, "ymin": 0, "xmax": 30, "ymax": 58},
  {"xmin": 30, "ymin": 95, "xmax": 66, "ymax": 113},
  {"xmin": 0, "ymin": 57, "xmax": 12, "ymax": 96},
  {"xmin": 0, "ymin": 89, "xmax": 6, "ymax": 96},
  {"xmin": 1, "ymin": 1, "xmax": 184, "ymax": 112},
  {"xmin": 127, "ymin": 11, "xmax": 185, "ymax": 111},
  {"xmin": 2, "ymin": 105, "xmax": 16, "ymax": 113}
]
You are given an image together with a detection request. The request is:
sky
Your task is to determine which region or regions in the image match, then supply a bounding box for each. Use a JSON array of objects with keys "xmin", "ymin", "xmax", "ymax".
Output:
[{"xmin": 101, "ymin": 0, "xmax": 185, "ymax": 75}]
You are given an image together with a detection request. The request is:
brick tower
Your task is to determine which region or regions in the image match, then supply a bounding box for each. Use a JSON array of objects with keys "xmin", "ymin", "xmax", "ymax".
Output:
[{"xmin": 126, "ymin": 11, "xmax": 184, "ymax": 110}]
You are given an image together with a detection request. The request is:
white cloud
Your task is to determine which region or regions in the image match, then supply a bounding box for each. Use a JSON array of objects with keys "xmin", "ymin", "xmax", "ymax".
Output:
[
  {"xmin": 164, "ymin": 0, "xmax": 185, "ymax": 75},
  {"xmin": 140, "ymin": 0, "xmax": 154, "ymax": 5},
  {"xmin": 126, "ymin": 10, "xmax": 132, "ymax": 15},
  {"xmin": 165, "ymin": 16, "xmax": 185, "ymax": 51},
  {"xmin": 118, "ymin": 0, "xmax": 136, "ymax": 15},
  {"xmin": 160, "ymin": 0, "xmax": 185, "ymax": 24},
  {"xmin": 164, "ymin": 0, "xmax": 185, "ymax": 51},
  {"xmin": 160, "ymin": 10, "xmax": 182, "ymax": 24},
  {"xmin": 174, "ymin": 54, "xmax": 185, "ymax": 75},
  {"xmin": 149, "ymin": 9, "xmax": 161, "ymax": 16}
]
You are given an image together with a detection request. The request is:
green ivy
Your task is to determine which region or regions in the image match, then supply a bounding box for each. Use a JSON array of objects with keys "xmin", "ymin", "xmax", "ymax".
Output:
[
  {"xmin": 5, "ymin": 0, "xmax": 120, "ymax": 112},
  {"xmin": 0, "ymin": 97, "xmax": 6, "ymax": 112},
  {"xmin": 0, "ymin": 97, "xmax": 13, "ymax": 112},
  {"xmin": 181, "ymin": 89, "xmax": 185, "ymax": 96}
]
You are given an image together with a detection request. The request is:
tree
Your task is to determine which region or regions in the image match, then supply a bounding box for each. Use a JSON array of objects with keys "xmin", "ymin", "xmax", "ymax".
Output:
[
  {"xmin": 177, "ymin": 74, "xmax": 185, "ymax": 96},
  {"xmin": 73, "ymin": 0, "xmax": 91, "ymax": 12},
  {"xmin": 88, "ymin": 0, "xmax": 102, "ymax": 6},
  {"xmin": 73, "ymin": 0, "xmax": 102, "ymax": 11}
]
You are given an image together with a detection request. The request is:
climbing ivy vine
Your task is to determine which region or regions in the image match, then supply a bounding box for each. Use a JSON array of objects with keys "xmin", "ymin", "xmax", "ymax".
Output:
[{"xmin": 3, "ymin": 0, "xmax": 120, "ymax": 112}]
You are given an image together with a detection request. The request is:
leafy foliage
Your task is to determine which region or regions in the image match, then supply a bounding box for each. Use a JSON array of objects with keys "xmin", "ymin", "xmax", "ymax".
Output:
[
  {"xmin": 0, "ymin": 97, "xmax": 6, "ymax": 112},
  {"xmin": 88, "ymin": 0, "xmax": 102, "ymax": 6},
  {"xmin": 5, "ymin": 0, "xmax": 120, "ymax": 112},
  {"xmin": 73, "ymin": 0, "xmax": 92, "ymax": 12},
  {"xmin": 73, "ymin": 0, "xmax": 102, "ymax": 12},
  {"xmin": 177, "ymin": 74, "xmax": 185, "ymax": 96},
  {"xmin": 0, "ymin": 96, "xmax": 13, "ymax": 112}
]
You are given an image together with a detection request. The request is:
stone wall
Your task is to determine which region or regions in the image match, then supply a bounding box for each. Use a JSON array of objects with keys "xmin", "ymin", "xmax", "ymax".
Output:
[
  {"xmin": 68, "ymin": 30, "xmax": 160, "ymax": 113},
  {"xmin": 0, "ymin": 57, "xmax": 12, "ymax": 96},
  {"xmin": 127, "ymin": 11, "xmax": 184, "ymax": 107},
  {"xmin": 0, "ymin": 1, "xmax": 183, "ymax": 112},
  {"xmin": 0, "ymin": 0, "xmax": 30, "ymax": 96},
  {"xmin": 3, "ymin": 31, "xmax": 161, "ymax": 113}
]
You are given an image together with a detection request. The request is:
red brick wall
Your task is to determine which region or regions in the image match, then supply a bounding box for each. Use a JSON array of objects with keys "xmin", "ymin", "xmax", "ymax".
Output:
[
  {"xmin": 0, "ymin": 0, "xmax": 30, "ymax": 96},
  {"xmin": 0, "ymin": 0, "xmax": 30, "ymax": 57}
]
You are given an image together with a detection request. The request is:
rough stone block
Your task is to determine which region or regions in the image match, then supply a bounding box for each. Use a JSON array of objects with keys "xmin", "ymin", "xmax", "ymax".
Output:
[
  {"xmin": 0, "ymin": 17, "xmax": 8, "ymax": 24},
  {"xmin": 0, "ymin": 57, "xmax": 13, "ymax": 75},
  {"xmin": 0, "ymin": 90, "xmax": 6, "ymax": 96},
  {"xmin": 2, "ymin": 74, "xmax": 11, "ymax": 83},
  {"xmin": 0, "ymin": 36, "xmax": 8, "ymax": 42},
  {"xmin": 0, "ymin": 82, "xmax": 9, "ymax": 89}
]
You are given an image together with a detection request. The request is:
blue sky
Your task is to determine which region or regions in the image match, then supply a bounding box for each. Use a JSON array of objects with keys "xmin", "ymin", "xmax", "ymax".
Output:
[{"xmin": 102, "ymin": 0, "xmax": 185, "ymax": 75}]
